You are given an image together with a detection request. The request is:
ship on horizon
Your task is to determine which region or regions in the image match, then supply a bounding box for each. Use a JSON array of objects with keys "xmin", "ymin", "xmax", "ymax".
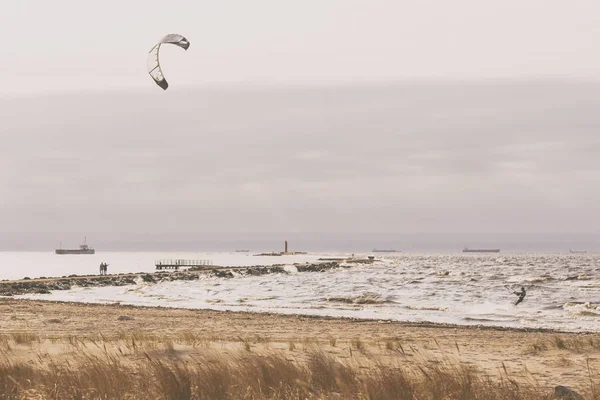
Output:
[
  {"xmin": 462, "ymin": 246, "xmax": 500, "ymax": 253},
  {"xmin": 569, "ymin": 249, "xmax": 587, "ymax": 254},
  {"xmin": 372, "ymin": 249, "xmax": 400, "ymax": 253},
  {"xmin": 235, "ymin": 249, "xmax": 250, "ymax": 253},
  {"xmin": 55, "ymin": 237, "xmax": 95, "ymax": 255}
]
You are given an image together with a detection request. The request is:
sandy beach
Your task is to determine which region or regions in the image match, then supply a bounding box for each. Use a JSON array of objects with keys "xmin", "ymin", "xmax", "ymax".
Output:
[{"xmin": 1, "ymin": 297, "xmax": 599, "ymax": 397}]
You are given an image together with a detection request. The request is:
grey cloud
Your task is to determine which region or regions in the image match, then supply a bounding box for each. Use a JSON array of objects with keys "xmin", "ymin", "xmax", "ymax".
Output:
[{"xmin": 1, "ymin": 81, "xmax": 599, "ymax": 238}]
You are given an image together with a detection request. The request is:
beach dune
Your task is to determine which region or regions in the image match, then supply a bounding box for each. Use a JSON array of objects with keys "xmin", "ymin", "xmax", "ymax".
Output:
[{"xmin": 0, "ymin": 298, "xmax": 598, "ymax": 398}]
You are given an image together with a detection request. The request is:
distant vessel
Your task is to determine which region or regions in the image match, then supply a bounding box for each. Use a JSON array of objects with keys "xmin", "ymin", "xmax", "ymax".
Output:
[
  {"xmin": 462, "ymin": 246, "xmax": 500, "ymax": 253},
  {"xmin": 55, "ymin": 237, "xmax": 95, "ymax": 255},
  {"xmin": 372, "ymin": 249, "xmax": 399, "ymax": 253},
  {"xmin": 235, "ymin": 249, "xmax": 250, "ymax": 253},
  {"xmin": 569, "ymin": 249, "xmax": 587, "ymax": 254}
]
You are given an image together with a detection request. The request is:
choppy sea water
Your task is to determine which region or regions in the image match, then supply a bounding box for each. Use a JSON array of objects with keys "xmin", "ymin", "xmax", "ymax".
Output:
[{"xmin": 4, "ymin": 252, "xmax": 600, "ymax": 332}]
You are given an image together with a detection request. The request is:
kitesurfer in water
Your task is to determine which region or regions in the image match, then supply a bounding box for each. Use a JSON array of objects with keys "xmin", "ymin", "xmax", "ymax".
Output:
[{"xmin": 513, "ymin": 286, "xmax": 526, "ymax": 305}]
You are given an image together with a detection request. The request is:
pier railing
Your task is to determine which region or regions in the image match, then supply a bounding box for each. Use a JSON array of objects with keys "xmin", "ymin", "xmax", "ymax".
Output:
[{"xmin": 155, "ymin": 259, "xmax": 213, "ymax": 270}]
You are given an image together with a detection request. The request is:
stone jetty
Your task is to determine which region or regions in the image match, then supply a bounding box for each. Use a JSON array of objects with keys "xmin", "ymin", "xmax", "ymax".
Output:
[{"xmin": 0, "ymin": 261, "xmax": 351, "ymax": 297}]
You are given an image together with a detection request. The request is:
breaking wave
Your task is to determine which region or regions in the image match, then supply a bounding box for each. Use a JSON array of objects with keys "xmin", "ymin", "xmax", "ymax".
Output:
[{"xmin": 324, "ymin": 293, "xmax": 393, "ymax": 305}]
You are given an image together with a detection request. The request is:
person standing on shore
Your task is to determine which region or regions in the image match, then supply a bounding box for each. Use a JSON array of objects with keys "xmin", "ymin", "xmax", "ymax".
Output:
[{"xmin": 99, "ymin": 262, "xmax": 109, "ymax": 275}]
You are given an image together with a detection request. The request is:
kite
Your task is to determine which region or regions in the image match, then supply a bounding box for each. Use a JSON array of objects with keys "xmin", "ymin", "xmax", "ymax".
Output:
[{"xmin": 147, "ymin": 34, "xmax": 190, "ymax": 90}]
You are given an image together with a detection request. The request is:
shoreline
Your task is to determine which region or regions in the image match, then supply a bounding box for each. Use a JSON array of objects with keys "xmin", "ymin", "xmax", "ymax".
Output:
[
  {"xmin": 2, "ymin": 297, "xmax": 595, "ymax": 335},
  {"xmin": 3, "ymin": 267, "xmax": 597, "ymax": 335}
]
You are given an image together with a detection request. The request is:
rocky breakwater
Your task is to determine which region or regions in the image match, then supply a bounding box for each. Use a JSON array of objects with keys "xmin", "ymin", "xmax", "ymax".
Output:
[
  {"xmin": 0, "ymin": 262, "xmax": 348, "ymax": 296},
  {"xmin": 0, "ymin": 275, "xmax": 138, "ymax": 296}
]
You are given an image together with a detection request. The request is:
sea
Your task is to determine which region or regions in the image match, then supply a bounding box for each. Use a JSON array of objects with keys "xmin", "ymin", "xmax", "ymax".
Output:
[{"xmin": 2, "ymin": 251, "xmax": 600, "ymax": 332}]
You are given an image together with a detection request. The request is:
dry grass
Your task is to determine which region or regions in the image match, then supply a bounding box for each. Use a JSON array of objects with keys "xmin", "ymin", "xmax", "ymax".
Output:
[
  {"xmin": 1, "ymin": 331, "xmax": 598, "ymax": 399},
  {"xmin": 530, "ymin": 334, "xmax": 600, "ymax": 353},
  {"xmin": 9, "ymin": 333, "xmax": 39, "ymax": 346},
  {"xmin": 1, "ymin": 331, "xmax": 226, "ymax": 351},
  {"xmin": 384, "ymin": 338, "xmax": 404, "ymax": 353},
  {"xmin": 328, "ymin": 336, "xmax": 336, "ymax": 347},
  {"xmin": 0, "ymin": 337, "xmax": 592, "ymax": 399}
]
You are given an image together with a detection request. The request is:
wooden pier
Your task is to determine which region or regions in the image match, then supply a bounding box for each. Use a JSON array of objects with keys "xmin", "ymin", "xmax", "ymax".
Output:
[{"xmin": 155, "ymin": 259, "xmax": 213, "ymax": 270}]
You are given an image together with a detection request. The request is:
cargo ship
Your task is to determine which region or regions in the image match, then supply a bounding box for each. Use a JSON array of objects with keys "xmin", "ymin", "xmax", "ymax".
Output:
[
  {"xmin": 55, "ymin": 238, "xmax": 95, "ymax": 255},
  {"xmin": 462, "ymin": 246, "xmax": 500, "ymax": 253},
  {"xmin": 569, "ymin": 249, "xmax": 587, "ymax": 254},
  {"xmin": 235, "ymin": 249, "xmax": 250, "ymax": 253},
  {"xmin": 372, "ymin": 249, "xmax": 399, "ymax": 253}
]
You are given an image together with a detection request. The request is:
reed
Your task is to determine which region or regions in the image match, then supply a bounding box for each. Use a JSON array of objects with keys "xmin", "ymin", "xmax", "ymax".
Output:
[{"xmin": 0, "ymin": 343, "xmax": 588, "ymax": 399}]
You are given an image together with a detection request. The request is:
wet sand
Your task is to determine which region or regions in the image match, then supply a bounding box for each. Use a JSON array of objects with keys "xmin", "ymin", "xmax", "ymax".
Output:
[{"xmin": 1, "ymin": 298, "xmax": 598, "ymax": 391}]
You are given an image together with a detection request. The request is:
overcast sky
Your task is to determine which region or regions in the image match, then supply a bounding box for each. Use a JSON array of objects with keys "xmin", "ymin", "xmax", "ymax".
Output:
[
  {"xmin": 3, "ymin": 0, "xmax": 600, "ymax": 94},
  {"xmin": 1, "ymin": 1, "xmax": 600, "ymax": 248}
]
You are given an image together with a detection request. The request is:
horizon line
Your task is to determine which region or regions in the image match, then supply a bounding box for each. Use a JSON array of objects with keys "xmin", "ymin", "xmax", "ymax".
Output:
[{"xmin": 4, "ymin": 75, "xmax": 600, "ymax": 100}]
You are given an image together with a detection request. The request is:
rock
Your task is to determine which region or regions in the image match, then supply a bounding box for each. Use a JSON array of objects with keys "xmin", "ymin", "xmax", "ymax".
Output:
[
  {"xmin": 297, "ymin": 262, "xmax": 340, "ymax": 272},
  {"xmin": 212, "ymin": 269, "xmax": 234, "ymax": 278},
  {"xmin": 554, "ymin": 385, "xmax": 584, "ymax": 400},
  {"xmin": 247, "ymin": 269, "xmax": 262, "ymax": 276},
  {"xmin": 117, "ymin": 315, "xmax": 135, "ymax": 321},
  {"xmin": 113, "ymin": 277, "xmax": 136, "ymax": 286},
  {"xmin": 245, "ymin": 266, "xmax": 282, "ymax": 276}
]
